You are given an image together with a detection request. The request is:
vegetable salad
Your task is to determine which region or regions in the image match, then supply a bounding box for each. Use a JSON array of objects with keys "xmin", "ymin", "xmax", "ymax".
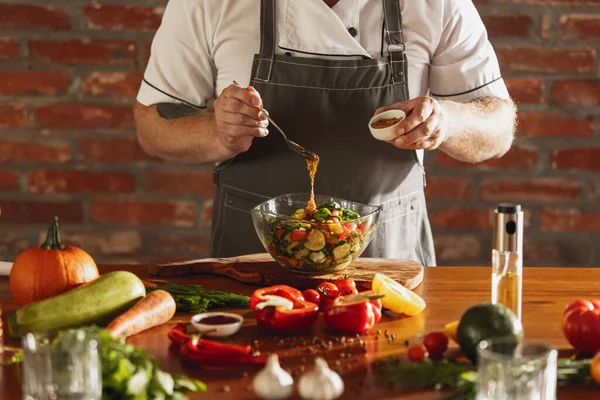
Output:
[{"xmin": 264, "ymin": 201, "xmax": 372, "ymax": 272}]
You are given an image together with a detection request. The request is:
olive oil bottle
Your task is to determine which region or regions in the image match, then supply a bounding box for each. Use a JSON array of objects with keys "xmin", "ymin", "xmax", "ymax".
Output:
[{"xmin": 491, "ymin": 204, "xmax": 523, "ymax": 321}]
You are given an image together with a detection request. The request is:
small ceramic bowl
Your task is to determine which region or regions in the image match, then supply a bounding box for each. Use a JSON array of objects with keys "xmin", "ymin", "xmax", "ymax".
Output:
[
  {"xmin": 190, "ymin": 312, "xmax": 244, "ymax": 338},
  {"xmin": 368, "ymin": 109, "xmax": 406, "ymax": 141}
]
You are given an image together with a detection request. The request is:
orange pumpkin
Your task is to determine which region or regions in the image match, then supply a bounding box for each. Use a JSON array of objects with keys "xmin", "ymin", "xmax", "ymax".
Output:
[{"xmin": 9, "ymin": 216, "xmax": 99, "ymax": 307}]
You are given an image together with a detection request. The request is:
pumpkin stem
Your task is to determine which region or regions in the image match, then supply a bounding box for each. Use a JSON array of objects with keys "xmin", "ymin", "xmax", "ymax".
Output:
[{"xmin": 41, "ymin": 216, "xmax": 65, "ymax": 250}]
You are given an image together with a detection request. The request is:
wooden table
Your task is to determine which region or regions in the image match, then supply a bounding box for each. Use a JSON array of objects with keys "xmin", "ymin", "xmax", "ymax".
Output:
[{"xmin": 1, "ymin": 265, "xmax": 599, "ymax": 399}]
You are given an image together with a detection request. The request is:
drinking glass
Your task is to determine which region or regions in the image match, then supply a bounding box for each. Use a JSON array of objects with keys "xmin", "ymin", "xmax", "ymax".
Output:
[
  {"xmin": 21, "ymin": 330, "xmax": 102, "ymax": 400},
  {"xmin": 476, "ymin": 338, "xmax": 557, "ymax": 400}
]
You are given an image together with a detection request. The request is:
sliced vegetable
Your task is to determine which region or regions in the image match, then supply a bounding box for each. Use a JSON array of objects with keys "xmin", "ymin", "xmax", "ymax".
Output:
[
  {"xmin": 371, "ymin": 273, "xmax": 426, "ymax": 316},
  {"xmin": 332, "ymin": 242, "xmax": 351, "ymax": 261},
  {"xmin": 250, "ymin": 285, "xmax": 319, "ymax": 333},
  {"xmin": 304, "ymin": 230, "xmax": 326, "ymax": 251},
  {"xmin": 107, "ymin": 290, "xmax": 176, "ymax": 339}
]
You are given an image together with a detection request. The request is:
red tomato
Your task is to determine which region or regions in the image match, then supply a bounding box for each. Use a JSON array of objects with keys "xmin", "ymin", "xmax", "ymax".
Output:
[
  {"xmin": 338, "ymin": 225, "xmax": 352, "ymax": 241},
  {"xmin": 334, "ymin": 277, "xmax": 358, "ymax": 296},
  {"xmin": 316, "ymin": 282, "xmax": 339, "ymax": 308},
  {"xmin": 562, "ymin": 299, "xmax": 600, "ymax": 354},
  {"xmin": 302, "ymin": 289, "xmax": 320, "ymax": 305},
  {"xmin": 407, "ymin": 345, "xmax": 428, "ymax": 363},
  {"xmin": 290, "ymin": 229, "xmax": 308, "ymax": 241},
  {"xmin": 423, "ymin": 332, "xmax": 448, "ymax": 357}
]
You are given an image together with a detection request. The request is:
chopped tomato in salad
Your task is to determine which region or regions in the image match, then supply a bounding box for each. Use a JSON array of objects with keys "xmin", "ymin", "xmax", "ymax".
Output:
[{"xmin": 264, "ymin": 201, "xmax": 372, "ymax": 272}]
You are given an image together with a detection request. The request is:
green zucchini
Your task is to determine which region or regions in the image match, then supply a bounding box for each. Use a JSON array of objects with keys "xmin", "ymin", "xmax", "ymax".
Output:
[
  {"xmin": 332, "ymin": 242, "xmax": 351, "ymax": 260},
  {"xmin": 10, "ymin": 270, "xmax": 146, "ymax": 337},
  {"xmin": 304, "ymin": 230, "xmax": 326, "ymax": 251}
]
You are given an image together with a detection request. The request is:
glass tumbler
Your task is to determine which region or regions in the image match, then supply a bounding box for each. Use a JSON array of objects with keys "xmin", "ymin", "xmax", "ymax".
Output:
[
  {"xmin": 21, "ymin": 331, "xmax": 102, "ymax": 400},
  {"xmin": 476, "ymin": 338, "xmax": 557, "ymax": 400}
]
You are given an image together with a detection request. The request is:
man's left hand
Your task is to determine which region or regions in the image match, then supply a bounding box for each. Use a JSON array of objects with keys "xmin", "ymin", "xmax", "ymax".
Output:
[{"xmin": 374, "ymin": 97, "xmax": 449, "ymax": 150}]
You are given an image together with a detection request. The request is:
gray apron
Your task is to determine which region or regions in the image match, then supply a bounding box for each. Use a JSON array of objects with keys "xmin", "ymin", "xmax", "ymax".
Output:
[{"xmin": 210, "ymin": 0, "xmax": 436, "ymax": 266}]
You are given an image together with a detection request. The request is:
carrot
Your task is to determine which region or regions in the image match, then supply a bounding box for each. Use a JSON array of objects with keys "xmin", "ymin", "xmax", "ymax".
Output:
[{"xmin": 107, "ymin": 289, "xmax": 176, "ymax": 339}]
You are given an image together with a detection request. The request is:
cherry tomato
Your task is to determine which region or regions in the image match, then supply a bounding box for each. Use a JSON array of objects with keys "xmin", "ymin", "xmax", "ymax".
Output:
[
  {"xmin": 290, "ymin": 229, "xmax": 308, "ymax": 241},
  {"xmin": 423, "ymin": 332, "xmax": 449, "ymax": 357},
  {"xmin": 407, "ymin": 345, "xmax": 428, "ymax": 363},
  {"xmin": 302, "ymin": 289, "xmax": 320, "ymax": 305},
  {"xmin": 316, "ymin": 282, "xmax": 339, "ymax": 308},
  {"xmin": 334, "ymin": 277, "xmax": 358, "ymax": 296}
]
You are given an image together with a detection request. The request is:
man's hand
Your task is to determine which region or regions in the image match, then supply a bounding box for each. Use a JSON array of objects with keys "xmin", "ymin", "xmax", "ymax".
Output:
[
  {"xmin": 213, "ymin": 83, "xmax": 269, "ymax": 155},
  {"xmin": 374, "ymin": 97, "xmax": 449, "ymax": 150}
]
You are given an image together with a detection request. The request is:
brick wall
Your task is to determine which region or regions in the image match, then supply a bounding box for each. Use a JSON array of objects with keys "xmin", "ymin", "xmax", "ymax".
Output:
[{"xmin": 0, "ymin": 0, "xmax": 599, "ymax": 267}]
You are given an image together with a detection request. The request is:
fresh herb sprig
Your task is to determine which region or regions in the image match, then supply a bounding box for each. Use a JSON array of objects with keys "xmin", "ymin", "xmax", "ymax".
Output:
[
  {"xmin": 146, "ymin": 282, "xmax": 250, "ymax": 313},
  {"xmin": 374, "ymin": 355, "xmax": 594, "ymax": 400}
]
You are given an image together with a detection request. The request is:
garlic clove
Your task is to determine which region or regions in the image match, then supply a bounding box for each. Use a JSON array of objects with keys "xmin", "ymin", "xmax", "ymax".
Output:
[
  {"xmin": 253, "ymin": 353, "xmax": 294, "ymax": 400},
  {"xmin": 298, "ymin": 357, "xmax": 344, "ymax": 400}
]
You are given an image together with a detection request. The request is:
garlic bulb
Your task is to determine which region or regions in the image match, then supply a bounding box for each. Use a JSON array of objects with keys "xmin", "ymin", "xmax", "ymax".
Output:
[
  {"xmin": 298, "ymin": 357, "xmax": 344, "ymax": 400},
  {"xmin": 253, "ymin": 353, "xmax": 294, "ymax": 400}
]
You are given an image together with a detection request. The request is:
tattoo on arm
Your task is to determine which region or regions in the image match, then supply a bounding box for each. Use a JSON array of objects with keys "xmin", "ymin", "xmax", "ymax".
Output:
[{"xmin": 156, "ymin": 103, "xmax": 200, "ymax": 120}]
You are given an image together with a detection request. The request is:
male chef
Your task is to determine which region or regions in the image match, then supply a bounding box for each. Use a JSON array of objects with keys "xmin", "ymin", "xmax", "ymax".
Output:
[{"xmin": 134, "ymin": 0, "xmax": 517, "ymax": 266}]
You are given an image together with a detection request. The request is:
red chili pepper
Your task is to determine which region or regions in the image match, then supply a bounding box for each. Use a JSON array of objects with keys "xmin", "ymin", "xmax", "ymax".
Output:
[
  {"xmin": 323, "ymin": 291, "xmax": 384, "ymax": 334},
  {"xmin": 168, "ymin": 323, "xmax": 251, "ymax": 355},
  {"xmin": 180, "ymin": 338, "xmax": 267, "ymax": 366},
  {"xmin": 168, "ymin": 323, "xmax": 191, "ymax": 345},
  {"xmin": 250, "ymin": 285, "xmax": 319, "ymax": 333}
]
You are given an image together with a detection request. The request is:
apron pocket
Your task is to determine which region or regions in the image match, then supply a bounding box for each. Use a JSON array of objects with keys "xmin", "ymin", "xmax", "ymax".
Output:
[
  {"xmin": 212, "ymin": 185, "xmax": 270, "ymax": 258},
  {"xmin": 364, "ymin": 191, "xmax": 421, "ymax": 261}
]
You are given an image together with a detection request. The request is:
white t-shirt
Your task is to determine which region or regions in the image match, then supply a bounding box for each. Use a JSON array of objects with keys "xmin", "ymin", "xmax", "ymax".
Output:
[{"xmin": 138, "ymin": 0, "xmax": 510, "ymax": 161}]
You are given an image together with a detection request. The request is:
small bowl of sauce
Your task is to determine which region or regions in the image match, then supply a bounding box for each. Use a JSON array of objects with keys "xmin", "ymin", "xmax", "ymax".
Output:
[
  {"xmin": 368, "ymin": 109, "xmax": 406, "ymax": 141},
  {"xmin": 191, "ymin": 312, "xmax": 244, "ymax": 337}
]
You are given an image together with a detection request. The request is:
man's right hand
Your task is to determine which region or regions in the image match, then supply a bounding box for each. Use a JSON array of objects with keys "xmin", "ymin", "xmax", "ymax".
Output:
[{"xmin": 213, "ymin": 83, "xmax": 269, "ymax": 155}]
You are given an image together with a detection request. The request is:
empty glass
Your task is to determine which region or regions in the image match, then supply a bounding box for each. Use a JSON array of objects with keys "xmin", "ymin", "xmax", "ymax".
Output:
[
  {"xmin": 476, "ymin": 338, "xmax": 557, "ymax": 400},
  {"xmin": 21, "ymin": 331, "xmax": 102, "ymax": 400}
]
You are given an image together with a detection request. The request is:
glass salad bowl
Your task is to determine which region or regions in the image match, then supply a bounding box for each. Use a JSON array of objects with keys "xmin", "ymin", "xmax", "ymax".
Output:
[{"xmin": 251, "ymin": 193, "xmax": 381, "ymax": 274}]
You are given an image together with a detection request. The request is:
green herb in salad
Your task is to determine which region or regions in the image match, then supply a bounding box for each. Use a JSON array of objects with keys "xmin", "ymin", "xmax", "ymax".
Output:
[
  {"xmin": 146, "ymin": 282, "xmax": 250, "ymax": 313},
  {"xmin": 3, "ymin": 326, "xmax": 206, "ymax": 399}
]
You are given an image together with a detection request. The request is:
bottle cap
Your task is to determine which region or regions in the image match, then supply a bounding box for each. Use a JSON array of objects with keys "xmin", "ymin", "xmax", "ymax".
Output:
[{"xmin": 493, "ymin": 203, "xmax": 523, "ymax": 253}]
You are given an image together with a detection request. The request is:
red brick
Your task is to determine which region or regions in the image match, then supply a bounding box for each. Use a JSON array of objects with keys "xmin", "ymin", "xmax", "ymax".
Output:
[
  {"xmin": 552, "ymin": 148, "xmax": 600, "ymax": 171},
  {"xmin": 29, "ymin": 170, "xmax": 135, "ymax": 194},
  {"xmin": 0, "ymin": 105, "xmax": 26, "ymax": 128},
  {"xmin": 434, "ymin": 235, "xmax": 481, "ymax": 262},
  {"xmin": 145, "ymin": 235, "xmax": 210, "ymax": 257},
  {"xmin": 90, "ymin": 199, "xmax": 196, "ymax": 227},
  {"xmin": 429, "ymin": 208, "xmax": 492, "ymax": 230},
  {"xmin": 518, "ymin": 112, "xmax": 595, "ymax": 137},
  {"xmin": 540, "ymin": 208, "xmax": 600, "ymax": 232},
  {"xmin": 424, "ymin": 176, "xmax": 472, "ymax": 200},
  {"xmin": 0, "ymin": 5, "xmax": 70, "ymax": 31},
  {"xmin": 496, "ymin": 47, "xmax": 596, "ymax": 74},
  {"xmin": 202, "ymin": 199, "xmax": 213, "ymax": 226},
  {"xmin": 436, "ymin": 146, "xmax": 539, "ymax": 170},
  {"xmin": 78, "ymin": 139, "xmax": 158, "ymax": 162},
  {"xmin": 30, "ymin": 40, "xmax": 135, "ymax": 65},
  {"xmin": 0, "ymin": 201, "xmax": 83, "ymax": 223},
  {"xmin": 480, "ymin": 178, "xmax": 582, "ymax": 202},
  {"xmin": 524, "ymin": 238, "xmax": 589, "ymax": 265},
  {"xmin": 505, "ymin": 78, "xmax": 542, "ymax": 104},
  {"xmin": 560, "ymin": 14, "xmax": 600, "ymax": 39},
  {"xmin": 38, "ymin": 230, "xmax": 141, "ymax": 256},
  {"xmin": 0, "ymin": 170, "xmax": 19, "ymax": 191},
  {"xmin": 82, "ymin": 5, "xmax": 164, "ymax": 31},
  {"xmin": 482, "ymin": 16, "xmax": 533, "ymax": 38},
  {"xmin": 146, "ymin": 170, "xmax": 215, "ymax": 196},
  {"xmin": 0, "ymin": 140, "xmax": 70, "ymax": 163},
  {"xmin": 551, "ymin": 80, "xmax": 600, "ymax": 107},
  {"xmin": 0, "ymin": 39, "xmax": 19, "ymax": 59},
  {"xmin": 0, "ymin": 71, "xmax": 70, "ymax": 96},
  {"xmin": 35, "ymin": 104, "xmax": 133, "ymax": 129},
  {"xmin": 81, "ymin": 72, "xmax": 143, "ymax": 98}
]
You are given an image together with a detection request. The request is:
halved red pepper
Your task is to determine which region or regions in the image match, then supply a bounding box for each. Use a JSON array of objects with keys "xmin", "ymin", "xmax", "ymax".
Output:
[
  {"xmin": 323, "ymin": 291, "xmax": 384, "ymax": 334},
  {"xmin": 250, "ymin": 285, "xmax": 319, "ymax": 333}
]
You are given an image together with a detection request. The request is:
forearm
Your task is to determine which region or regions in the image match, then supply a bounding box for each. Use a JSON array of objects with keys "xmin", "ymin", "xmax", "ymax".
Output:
[
  {"xmin": 438, "ymin": 97, "xmax": 517, "ymax": 163},
  {"xmin": 134, "ymin": 102, "xmax": 235, "ymax": 164}
]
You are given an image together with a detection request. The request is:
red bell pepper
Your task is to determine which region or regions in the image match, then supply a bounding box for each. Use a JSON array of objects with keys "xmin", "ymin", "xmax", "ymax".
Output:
[
  {"xmin": 323, "ymin": 291, "xmax": 384, "ymax": 334},
  {"xmin": 562, "ymin": 299, "xmax": 600, "ymax": 354},
  {"xmin": 250, "ymin": 285, "xmax": 319, "ymax": 333},
  {"xmin": 180, "ymin": 338, "xmax": 267, "ymax": 367}
]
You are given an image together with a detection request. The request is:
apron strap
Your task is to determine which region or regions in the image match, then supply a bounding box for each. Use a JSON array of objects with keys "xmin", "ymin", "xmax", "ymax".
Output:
[
  {"xmin": 255, "ymin": 0, "xmax": 276, "ymax": 82},
  {"xmin": 382, "ymin": 0, "xmax": 406, "ymax": 84}
]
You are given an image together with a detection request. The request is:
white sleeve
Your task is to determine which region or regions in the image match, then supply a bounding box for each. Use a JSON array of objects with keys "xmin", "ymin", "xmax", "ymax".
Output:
[
  {"xmin": 429, "ymin": 0, "xmax": 510, "ymax": 102},
  {"xmin": 137, "ymin": 0, "xmax": 215, "ymax": 109}
]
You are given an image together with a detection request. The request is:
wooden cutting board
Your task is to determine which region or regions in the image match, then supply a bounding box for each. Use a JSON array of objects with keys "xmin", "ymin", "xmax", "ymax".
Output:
[{"xmin": 149, "ymin": 253, "xmax": 423, "ymax": 290}]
